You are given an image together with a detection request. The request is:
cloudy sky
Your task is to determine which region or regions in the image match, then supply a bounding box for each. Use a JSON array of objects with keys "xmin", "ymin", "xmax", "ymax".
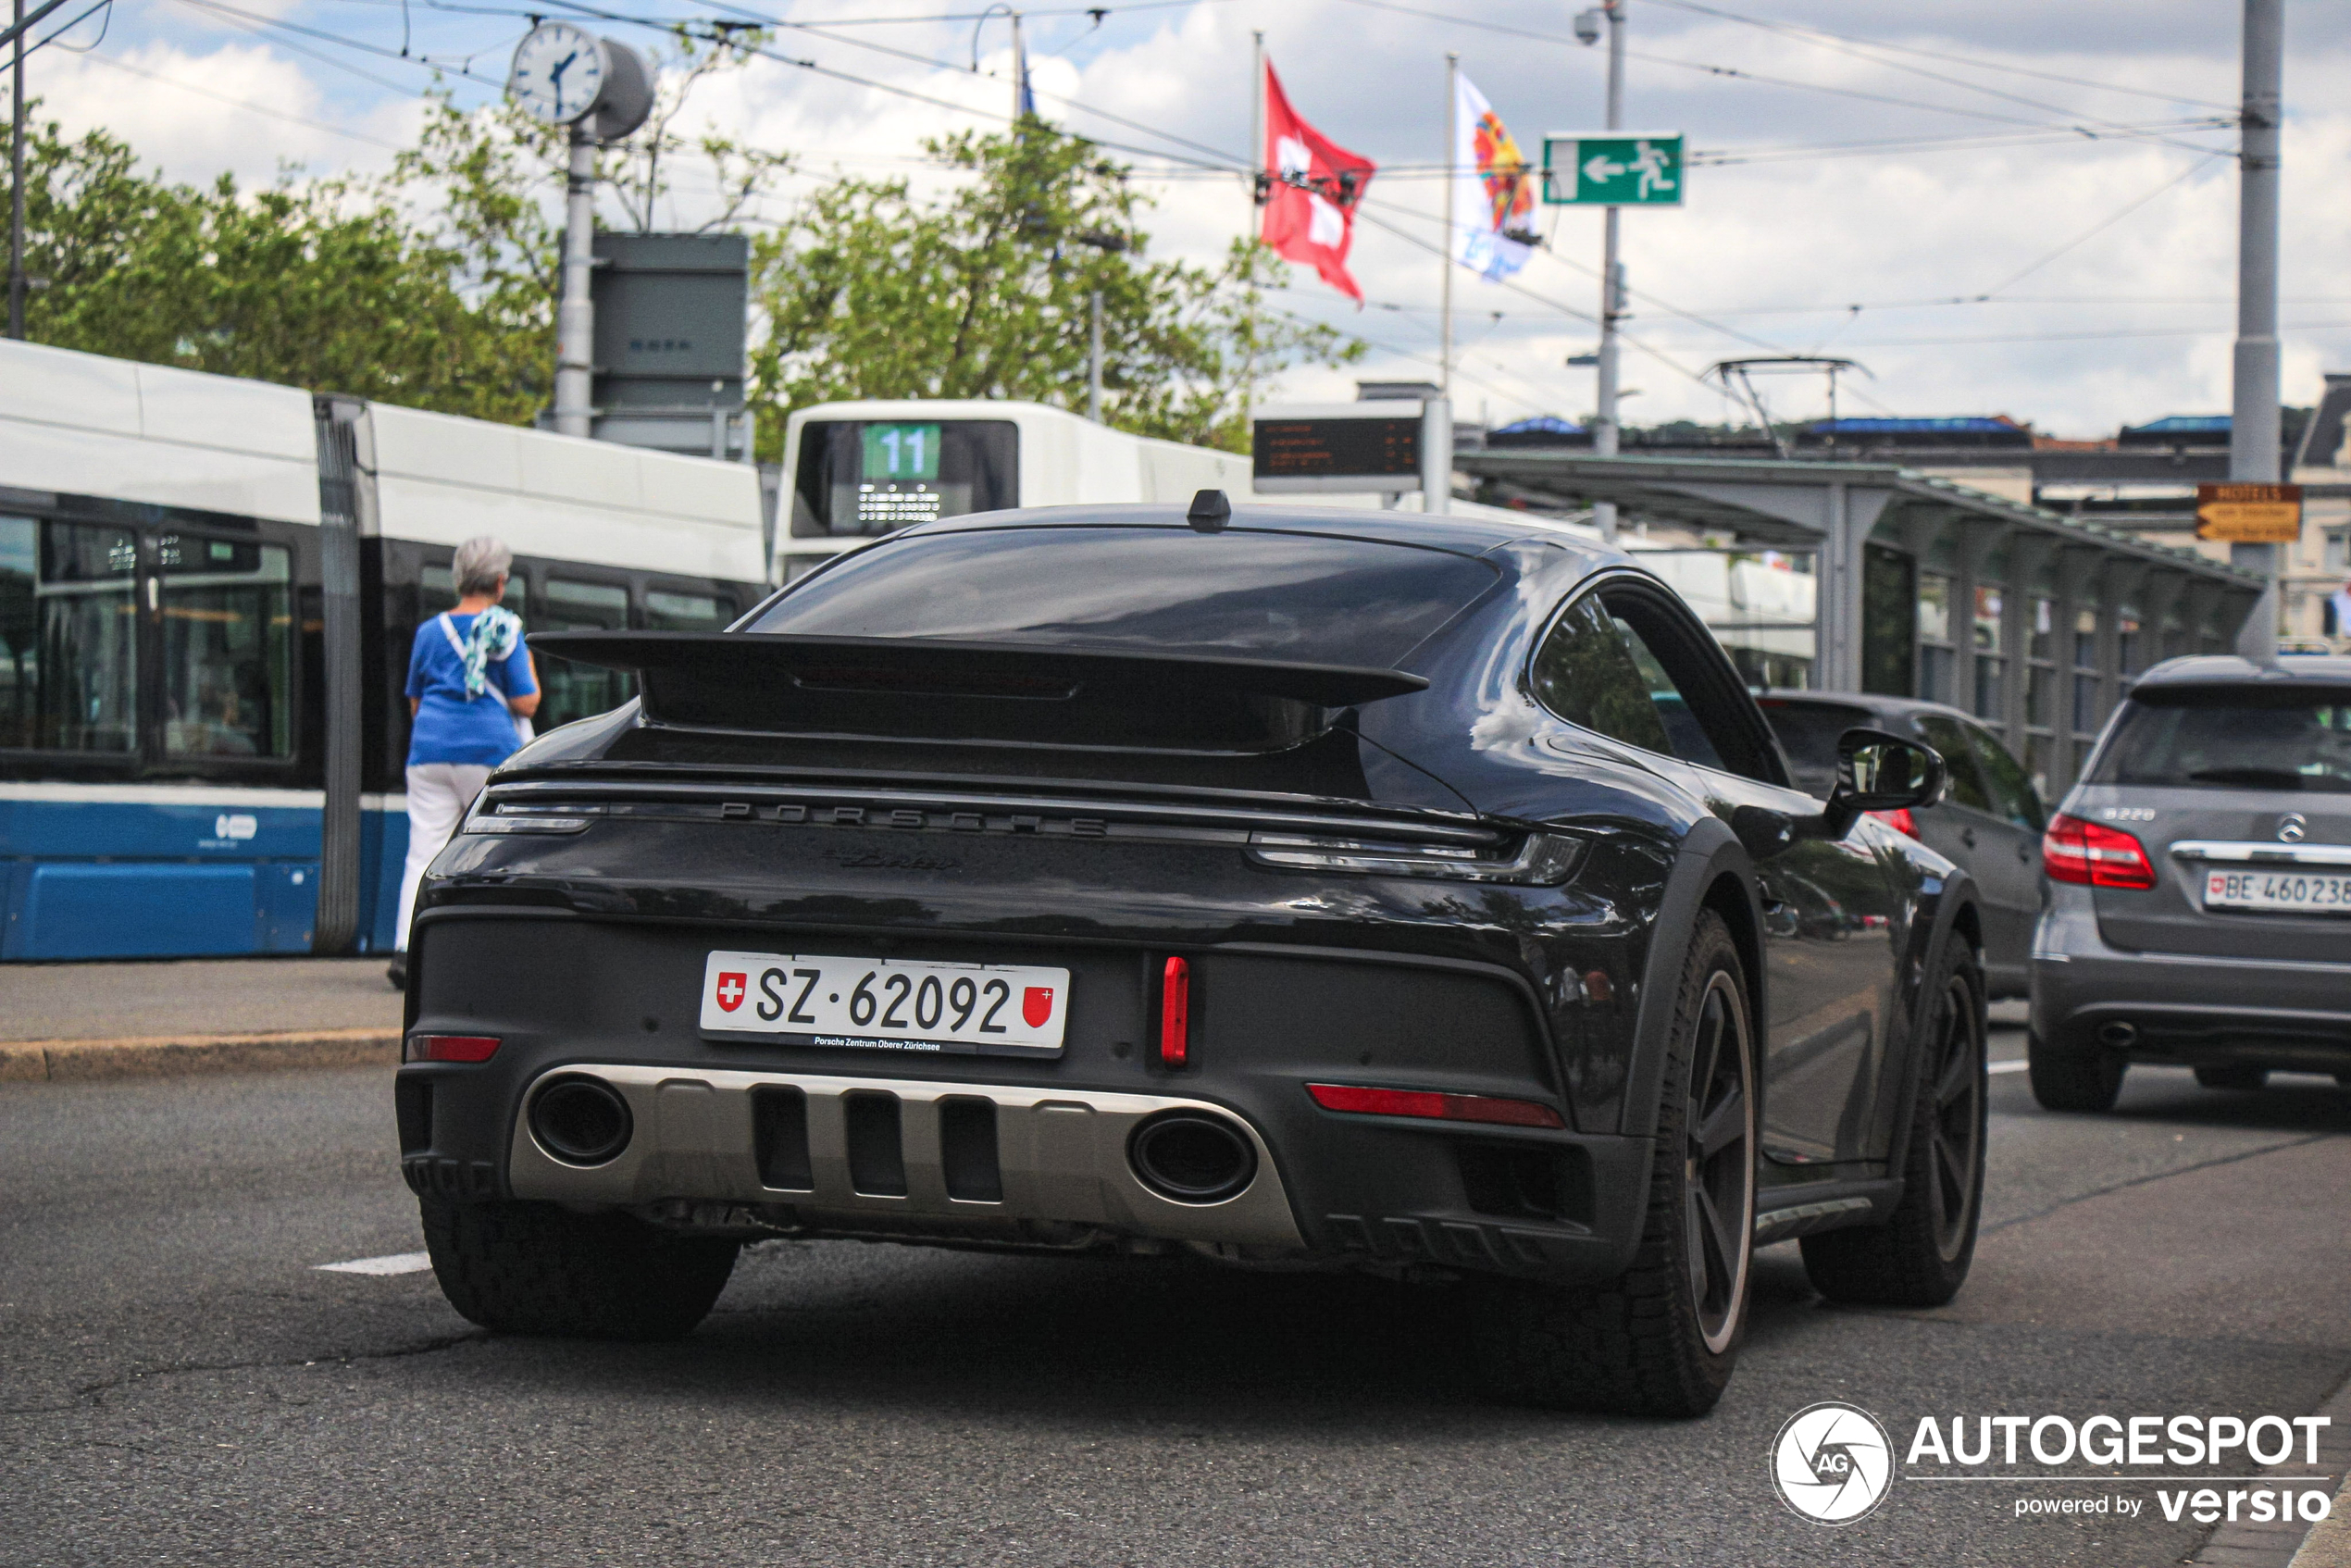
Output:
[{"xmin": 23, "ymin": 0, "xmax": 2351, "ymax": 437}]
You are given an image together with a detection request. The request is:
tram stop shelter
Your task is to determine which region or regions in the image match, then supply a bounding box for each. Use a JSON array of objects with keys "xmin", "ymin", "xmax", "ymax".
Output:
[{"xmin": 1454, "ymin": 450, "xmax": 2265, "ymax": 802}]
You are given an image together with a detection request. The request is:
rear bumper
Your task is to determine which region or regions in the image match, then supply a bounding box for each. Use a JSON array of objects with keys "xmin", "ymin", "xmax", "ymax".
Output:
[
  {"xmin": 398, "ymin": 912, "xmax": 1657, "ymax": 1284},
  {"xmin": 499, "ymin": 1064, "xmax": 1309, "ymax": 1251},
  {"xmin": 2030, "ymin": 887, "xmax": 2351, "ymax": 1070}
]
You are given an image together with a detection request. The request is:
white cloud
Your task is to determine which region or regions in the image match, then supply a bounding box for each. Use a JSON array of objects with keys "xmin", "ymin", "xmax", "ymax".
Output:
[{"xmin": 42, "ymin": 0, "xmax": 2351, "ymax": 436}]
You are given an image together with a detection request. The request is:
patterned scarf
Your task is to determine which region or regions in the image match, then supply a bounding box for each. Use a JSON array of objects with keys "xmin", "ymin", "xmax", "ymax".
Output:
[{"xmin": 458, "ymin": 605, "xmax": 523, "ymax": 697}]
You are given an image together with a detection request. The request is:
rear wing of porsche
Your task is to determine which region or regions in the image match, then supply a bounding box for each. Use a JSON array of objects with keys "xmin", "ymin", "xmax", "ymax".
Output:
[{"xmin": 528, "ymin": 631, "xmax": 1428, "ymax": 753}]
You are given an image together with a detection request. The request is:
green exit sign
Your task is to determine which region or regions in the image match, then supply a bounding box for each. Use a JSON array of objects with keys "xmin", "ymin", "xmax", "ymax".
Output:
[{"xmin": 1542, "ymin": 132, "xmax": 1685, "ymax": 206}]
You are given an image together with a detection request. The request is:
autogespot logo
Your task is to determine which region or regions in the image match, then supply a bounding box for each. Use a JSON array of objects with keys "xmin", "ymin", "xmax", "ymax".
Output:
[{"xmin": 1773, "ymin": 1402, "xmax": 1897, "ymax": 1526}]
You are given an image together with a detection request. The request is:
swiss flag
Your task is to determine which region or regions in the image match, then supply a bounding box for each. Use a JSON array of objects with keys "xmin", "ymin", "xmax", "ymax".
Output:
[{"xmin": 1261, "ymin": 62, "xmax": 1375, "ymax": 304}]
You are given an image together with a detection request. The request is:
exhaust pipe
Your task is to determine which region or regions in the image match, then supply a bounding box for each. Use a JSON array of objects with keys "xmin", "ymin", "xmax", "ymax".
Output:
[
  {"xmin": 2098, "ymin": 1021, "xmax": 2139, "ymax": 1050},
  {"xmin": 1128, "ymin": 1112, "xmax": 1257, "ymax": 1204},
  {"xmin": 529, "ymin": 1076, "xmax": 634, "ymax": 1166}
]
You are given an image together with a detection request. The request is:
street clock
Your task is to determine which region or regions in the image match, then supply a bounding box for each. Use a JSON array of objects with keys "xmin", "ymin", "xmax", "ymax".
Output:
[{"xmin": 507, "ymin": 22, "xmax": 608, "ymax": 125}]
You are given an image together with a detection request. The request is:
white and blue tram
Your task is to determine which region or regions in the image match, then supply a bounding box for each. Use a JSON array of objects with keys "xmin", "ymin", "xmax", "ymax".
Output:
[{"xmin": 0, "ymin": 340, "xmax": 768, "ymax": 961}]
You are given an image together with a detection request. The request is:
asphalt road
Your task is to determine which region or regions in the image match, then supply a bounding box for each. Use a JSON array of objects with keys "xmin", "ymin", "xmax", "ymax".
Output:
[{"xmin": 4, "ymin": 1012, "xmax": 2347, "ymax": 1568}]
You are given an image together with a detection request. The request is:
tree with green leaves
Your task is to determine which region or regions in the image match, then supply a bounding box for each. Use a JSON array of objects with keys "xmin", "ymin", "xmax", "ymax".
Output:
[
  {"xmin": 751, "ymin": 126, "xmax": 1359, "ymax": 454},
  {"xmin": 8, "ymin": 112, "xmax": 548, "ymax": 421}
]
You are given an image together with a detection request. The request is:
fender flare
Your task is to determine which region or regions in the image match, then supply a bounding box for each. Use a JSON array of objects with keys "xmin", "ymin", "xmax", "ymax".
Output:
[
  {"xmin": 1877, "ymin": 865, "xmax": 1985, "ymax": 1194},
  {"xmin": 1616, "ymin": 815, "xmax": 1765, "ymax": 1141}
]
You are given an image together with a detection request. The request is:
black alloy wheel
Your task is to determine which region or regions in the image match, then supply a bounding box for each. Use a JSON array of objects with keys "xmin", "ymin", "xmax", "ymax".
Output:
[
  {"xmin": 1685, "ymin": 970, "xmax": 1756, "ymax": 1356},
  {"xmin": 1468, "ymin": 911, "xmax": 1756, "ymax": 1418},
  {"xmin": 1922, "ymin": 969, "xmax": 1984, "ymax": 1263}
]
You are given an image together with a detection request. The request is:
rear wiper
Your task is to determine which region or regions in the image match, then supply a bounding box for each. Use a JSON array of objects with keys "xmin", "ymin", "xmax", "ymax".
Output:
[{"xmin": 2185, "ymin": 767, "xmax": 2307, "ymax": 788}]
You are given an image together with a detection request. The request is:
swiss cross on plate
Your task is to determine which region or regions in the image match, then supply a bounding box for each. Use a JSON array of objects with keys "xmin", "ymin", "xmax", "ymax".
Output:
[{"xmin": 714, "ymin": 971, "xmax": 748, "ymax": 1014}]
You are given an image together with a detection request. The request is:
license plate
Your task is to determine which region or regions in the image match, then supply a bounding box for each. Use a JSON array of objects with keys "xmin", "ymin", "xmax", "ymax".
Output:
[
  {"xmin": 2203, "ymin": 869, "xmax": 2351, "ymax": 914},
  {"xmin": 699, "ymin": 950, "xmax": 1071, "ymax": 1057}
]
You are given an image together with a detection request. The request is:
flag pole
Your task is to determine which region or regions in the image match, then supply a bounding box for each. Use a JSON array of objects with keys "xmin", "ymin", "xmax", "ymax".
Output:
[{"xmin": 1441, "ymin": 52, "xmax": 1457, "ymax": 399}]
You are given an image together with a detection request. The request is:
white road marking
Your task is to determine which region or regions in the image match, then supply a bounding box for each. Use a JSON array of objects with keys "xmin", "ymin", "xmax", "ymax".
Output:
[
  {"xmin": 1988, "ymin": 1059, "xmax": 2030, "ymax": 1075},
  {"xmin": 316, "ymin": 1251, "xmax": 433, "ymax": 1276}
]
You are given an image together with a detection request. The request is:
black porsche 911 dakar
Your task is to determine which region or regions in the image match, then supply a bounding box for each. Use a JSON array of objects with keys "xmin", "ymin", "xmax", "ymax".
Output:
[{"xmin": 399, "ymin": 494, "xmax": 1986, "ymax": 1418}]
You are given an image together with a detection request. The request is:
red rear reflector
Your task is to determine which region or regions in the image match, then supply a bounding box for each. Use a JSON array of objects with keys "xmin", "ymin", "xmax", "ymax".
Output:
[
  {"xmin": 2042, "ymin": 812, "xmax": 2157, "ymax": 889},
  {"xmin": 1868, "ymin": 806, "xmax": 1918, "ymax": 839},
  {"xmin": 1159, "ymin": 956, "xmax": 1190, "ymax": 1068},
  {"xmin": 1306, "ymin": 1082, "xmax": 1564, "ymax": 1129},
  {"xmin": 406, "ymin": 1034, "xmax": 501, "ymax": 1064}
]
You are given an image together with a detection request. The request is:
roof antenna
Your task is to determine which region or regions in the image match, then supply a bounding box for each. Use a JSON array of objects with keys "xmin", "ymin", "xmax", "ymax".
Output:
[{"xmin": 1187, "ymin": 490, "xmax": 1232, "ymax": 533}]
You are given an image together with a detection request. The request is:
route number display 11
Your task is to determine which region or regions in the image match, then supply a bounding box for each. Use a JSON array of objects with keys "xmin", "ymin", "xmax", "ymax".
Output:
[{"xmin": 862, "ymin": 424, "xmax": 942, "ymax": 481}]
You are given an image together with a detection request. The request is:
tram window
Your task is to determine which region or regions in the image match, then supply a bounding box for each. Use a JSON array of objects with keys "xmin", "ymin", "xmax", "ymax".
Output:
[
  {"xmin": 644, "ymin": 590, "xmax": 723, "ymax": 630},
  {"xmin": 537, "ymin": 577, "xmax": 635, "ymax": 729},
  {"xmin": 792, "ymin": 419, "xmax": 1018, "ymax": 538},
  {"xmin": 0, "ymin": 516, "xmax": 140, "ymax": 753},
  {"xmin": 158, "ymin": 535, "xmax": 292, "ymax": 759}
]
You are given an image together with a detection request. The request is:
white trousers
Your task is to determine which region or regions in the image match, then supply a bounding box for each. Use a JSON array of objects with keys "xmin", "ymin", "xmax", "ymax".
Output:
[{"xmin": 396, "ymin": 763, "xmax": 492, "ymax": 952}]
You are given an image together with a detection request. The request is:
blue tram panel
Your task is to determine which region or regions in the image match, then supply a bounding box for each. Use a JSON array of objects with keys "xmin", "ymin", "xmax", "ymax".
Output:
[
  {"xmin": 0, "ymin": 337, "xmax": 766, "ymax": 963},
  {"xmin": 0, "ymin": 799, "xmax": 410, "ymax": 960}
]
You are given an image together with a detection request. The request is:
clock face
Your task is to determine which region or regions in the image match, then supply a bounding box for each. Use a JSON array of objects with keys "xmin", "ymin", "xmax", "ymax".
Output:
[{"xmin": 507, "ymin": 24, "xmax": 606, "ymax": 124}]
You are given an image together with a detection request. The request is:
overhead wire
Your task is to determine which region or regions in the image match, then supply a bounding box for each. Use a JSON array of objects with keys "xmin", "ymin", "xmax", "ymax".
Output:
[
  {"xmin": 1319, "ymin": 0, "xmax": 2233, "ymax": 156},
  {"xmin": 71, "ymin": 47, "xmax": 408, "ymax": 146},
  {"xmin": 1641, "ymin": 0, "xmax": 2239, "ymax": 115},
  {"xmin": 1974, "ymin": 159, "xmax": 2213, "ymax": 298}
]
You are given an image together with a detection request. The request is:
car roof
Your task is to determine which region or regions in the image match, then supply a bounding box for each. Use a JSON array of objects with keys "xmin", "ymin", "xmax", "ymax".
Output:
[
  {"xmin": 1756, "ymin": 690, "xmax": 1983, "ymax": 726},
  {"xmin": 2133, "ymin": 653, "xmax": 2351, "ymax": 690},
  {"xmin": 906, "ymin": 502, "xmax": 1606, "ymax": 564}
]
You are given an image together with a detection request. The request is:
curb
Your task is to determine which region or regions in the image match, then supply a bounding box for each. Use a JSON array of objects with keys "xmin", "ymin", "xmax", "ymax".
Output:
[{"xmin": 0, "ymin": 1028, "xmax": 400, "ymax": 1084}]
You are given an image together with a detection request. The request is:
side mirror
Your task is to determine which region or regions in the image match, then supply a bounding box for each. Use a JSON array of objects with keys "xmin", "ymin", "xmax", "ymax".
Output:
[{"xmin": 1808, "ymin": 727, "xmax": 1947, "ymax": 841}]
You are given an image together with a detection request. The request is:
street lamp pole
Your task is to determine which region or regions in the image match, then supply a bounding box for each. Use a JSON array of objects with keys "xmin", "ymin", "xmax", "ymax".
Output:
[
  {"xmin": 1591, "ymin": 0, "xmax": 1625, "ymax": 543},
  {"xmin": 9, "ymin": 0, "xmax": 25, "ymax": 341},
  {"xmin": 2231, "ymin": 0, "xmax": 2283, "ymax": 661},
  {"xmin": 553, "ymin": 124, "xmax": 598, "ymax": 439}
]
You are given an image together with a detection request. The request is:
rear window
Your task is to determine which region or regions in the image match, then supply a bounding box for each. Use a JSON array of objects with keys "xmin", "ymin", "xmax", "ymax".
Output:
[
  {"xmin": 1759, "ymin": 700, "xmax": 1872, "ymax": 789},
  {"xmin": 748, "ymin": 526, "xmax": 1500, "ymax": 668},
  {"xmin": 2093, "ymin": 686, "xmax": 2351, "ymax": 793}
]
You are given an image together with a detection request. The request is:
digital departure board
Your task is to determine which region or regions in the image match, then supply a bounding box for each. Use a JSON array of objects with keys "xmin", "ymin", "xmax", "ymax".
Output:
[{"xmin": 1253, "ymin": 413, "xmax": 1423, "ymax": 488}]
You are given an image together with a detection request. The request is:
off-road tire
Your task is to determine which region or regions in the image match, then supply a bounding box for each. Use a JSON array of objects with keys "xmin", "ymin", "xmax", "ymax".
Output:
[
  {"xmin": 420, "ymin": 1199, "xmax": 740, "ymax": 1340},
  {"xmin": 1801, "ymin": 942, "xmax": 1986, "ymax": 1308},
  {"xmin": 1468, "ymin": 911, "xmax": 1755, "ymax": 1419},
  {"xmin": 2194, "ymin": 1065, "xmax": 2269, "ymax": 1090},
  {"xmin": 2027, "ymin": 1031, "xmax": 2124, "ymax": 1113}
]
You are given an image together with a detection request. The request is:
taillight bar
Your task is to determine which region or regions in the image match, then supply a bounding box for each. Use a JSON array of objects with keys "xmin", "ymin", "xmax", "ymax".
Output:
[
  {"xmin": 2043, "ymin": 812, "xmax": 2157, "ymax": 890},
  {"xmin": 405, "ymin": 1034, "xmax": 502, "ymax": 1064},
  {"xmin": 1306, "ymin": 1082, "xmax": 1564, "ymax": 1129},
  {"xmin": 1159, "ymin": 957, "xmax": 1190, "ymax": 1068}
]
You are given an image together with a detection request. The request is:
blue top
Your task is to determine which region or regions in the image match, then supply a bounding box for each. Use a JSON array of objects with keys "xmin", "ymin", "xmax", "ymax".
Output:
[{"xmin": 404, "ymin": 611, "xmax": 538, "ymax": 767}]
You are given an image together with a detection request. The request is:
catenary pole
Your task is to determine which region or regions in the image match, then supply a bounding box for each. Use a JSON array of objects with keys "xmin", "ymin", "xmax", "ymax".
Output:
[
  {"xmin": 9, "ymin": 0, "xmax": 24, "ymax": 341},
  {"xmin": 1592, "ymin": 0, "xmax": 1625, "ymax": 544},
  {"xmin": 2231, "ymin": 0, "xmax": 2283, "ymax": 661},
  {"xmin": 1441, "ymin": 52, "xmax": 1457, "ymax": 398},
  {"xmin": 1011, "ymin": 10, "xmax": 1025, "ymax": 123},
  {"xmin": 553, "ymin": 123, "xmax": 597, "ymax": 439},
  {"xmin": 1250, "ymin": 31, "xmax": 1264, "ymax": 230}
]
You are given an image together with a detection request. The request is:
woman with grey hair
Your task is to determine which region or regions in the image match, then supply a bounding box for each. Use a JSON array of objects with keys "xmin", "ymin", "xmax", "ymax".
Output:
[{"xmin": 388, "ymin": 535, "xmax": 540, "ymax": 989}]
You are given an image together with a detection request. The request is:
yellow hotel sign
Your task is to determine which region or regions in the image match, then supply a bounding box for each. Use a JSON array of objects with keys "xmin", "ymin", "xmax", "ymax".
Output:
[{"xmin": 2196, "ymin": 483, "xmax": 2303, "ymax": 543}]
